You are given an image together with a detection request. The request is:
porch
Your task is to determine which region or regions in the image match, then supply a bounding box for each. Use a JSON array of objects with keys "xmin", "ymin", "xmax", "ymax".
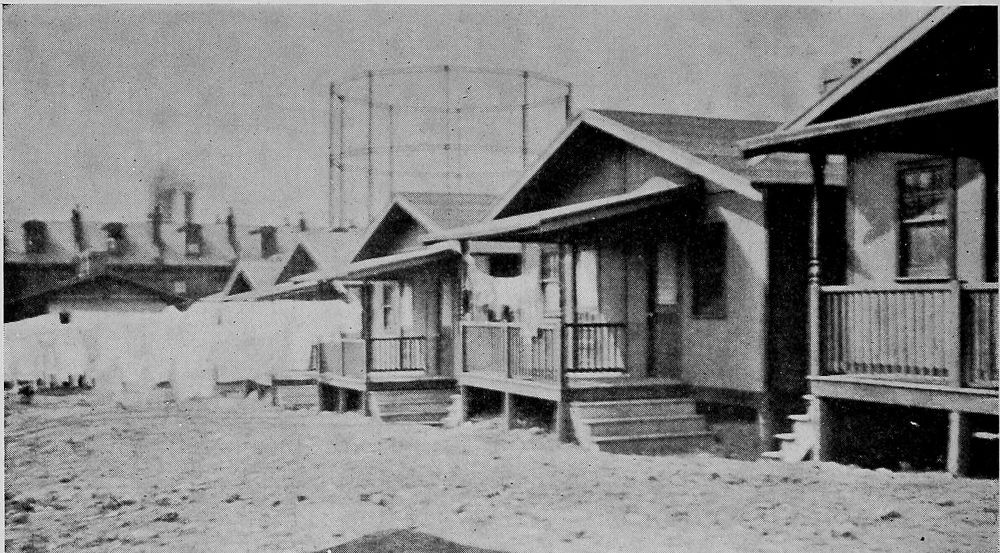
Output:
[
  {"xmin": 314, "ymin": 334, "xmax": 454, "ymax": 394},
  {"xmin": 815, "ymin": 280, "xmax": 998, "ymax": 411},
  {"xmin": 459, "ymin": 320, "xmax": 689, "ymax": 395}
]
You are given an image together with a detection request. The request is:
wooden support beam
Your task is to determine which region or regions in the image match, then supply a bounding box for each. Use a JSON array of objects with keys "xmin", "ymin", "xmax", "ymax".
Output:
[
  {"xmin": 947, "ymin": 410, "xmax": 971, "ymax": 476},
  {"xmin": 756, "ymin": 395, "xmax": 775, "ymax": 451},
  {"xmin": 814, "ymin": 397, "xmax": 835, "ymax": 462},
  {"xmin": 503, "ymin": 392, "xmax": 514, "ymax": 431},
  {"xmin": 336, "ymin": 387, "xmax": 347, "ymax": 413},
  {"xmin": 459, "ymin": 385, "xmax": 470, "ymax": 424},
  {"xmin": 554, "ymin": 400, "xmax": 571, "ymax": 443}
]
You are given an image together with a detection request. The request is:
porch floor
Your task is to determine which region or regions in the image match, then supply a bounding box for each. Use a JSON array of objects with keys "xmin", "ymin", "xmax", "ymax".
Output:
[
  {"xmin": 318, "ymin": 372, "xmax": 455, "ymax": 392},
  {"xmin": 458, "ymin": 373, "xmax": 689, "ymax": 402},
  {"xmin": 809, "ymin": 374, "xmax": 999, "ymax": 415}
]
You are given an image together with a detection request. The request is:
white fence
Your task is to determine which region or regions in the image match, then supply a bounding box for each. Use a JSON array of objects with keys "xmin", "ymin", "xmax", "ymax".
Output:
[{"xmin": 4, "ymin": 300, "xmax": 361, "ymax": 403}]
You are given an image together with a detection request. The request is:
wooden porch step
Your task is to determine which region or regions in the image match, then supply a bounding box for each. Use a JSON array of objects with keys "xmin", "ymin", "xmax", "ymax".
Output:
[
  {"xmin": 761, "ymin": 408, "xmax": 816, "ymax": 463},
  {"xmin": 570, "ymin": 398, "xmax": 697, "ymax": 419},
  {"xmin": 569, "ymin": 396, "xmax": 713, "ymax": 456},
  {"xmin": 380, "ymin": 410, "xmax": 451, "ymax": 424},
  {"xmin": 368, "ymin": 389, "xmax": 453, "ymax": 426},
  {"xmin": 579, "ymin": 415, "xmax": 708, "ymax": 438},
  {"xmin": 588, "ymin": 431, "xmax": 716, "ymax": 456}
]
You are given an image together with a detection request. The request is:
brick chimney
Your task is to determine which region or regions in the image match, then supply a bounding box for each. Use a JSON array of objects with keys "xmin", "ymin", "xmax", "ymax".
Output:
[
  {"xmin": 226, "ymin": 207, "xmax": 240, "ymax": 258},
  {"xmin": 150, "ymin": 204, "xmax": 165, "ymax": 259},
  {"xmin": 252, "ymin": 225, "xmax": 278, "ymax": 259},
  {"xmin": 179, "ymin": 191, "xmax": 202, "ymax": 257},
  {"xmin": 71, "ymin": 206, "xmax": 86, "ymax": 252}
]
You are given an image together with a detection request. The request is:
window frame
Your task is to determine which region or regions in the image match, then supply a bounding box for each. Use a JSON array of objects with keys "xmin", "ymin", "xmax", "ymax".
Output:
[
  {"xmin": 690, "ymin": 221, "xmax": 728, "ymax": 320},
  {"xmin": 539, "ymin": 245, "xmax": 561, "ymax": 317},
  {"xmin": 896, "ymin": 158, "xmax": 955, "ymax": 281}
]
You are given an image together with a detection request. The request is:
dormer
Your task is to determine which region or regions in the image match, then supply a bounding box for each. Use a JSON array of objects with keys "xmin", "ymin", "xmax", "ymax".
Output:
[
  {"xmin": 22, "ymin": 220, "xmax": 47, "ymax": 254},
  {"xmin": 252, "ymin": 225, "xmax": 279, "ymax": 259},
  {"xmin": 177, "ymin": 221, "xmax": 204, "ymax": 258},
  {"xmin": 185, "ymin": 224, "xmax": 203, "ymax": 257},
  {"xmin": 101, "ymin": 222, "xmax": 126, "ymax": 255}
]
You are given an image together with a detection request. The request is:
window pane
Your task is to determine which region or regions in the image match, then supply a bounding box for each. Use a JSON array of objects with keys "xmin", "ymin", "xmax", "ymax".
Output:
[
  {"xmin": 542, "ymin": 282, "xmax": 560, "ymax": 315},
  {"xmin": 902, "ymin": 222, "xmax": 950, "ymax": 278},
  {"xmin": 691, "ymin": 223, "xmax": 727, "ymax": 318},
  {"xmin": 900, "ymin": 165, "xmax": 949, "ymax": 220},
  {"xmin": 899, "ymin": 161, "xmax": 952, "ymax": 278},
  {"xmin": 656, "ymin": 241, "xmax": 679, "ymax": 306},
  {"xmin": 575, "ymin": 248, "xmax": 599, "ymax": 317}
]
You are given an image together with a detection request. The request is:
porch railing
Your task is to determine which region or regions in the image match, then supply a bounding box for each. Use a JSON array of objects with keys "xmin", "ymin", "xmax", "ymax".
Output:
[
  {"xmin": 566, "ymin": 322, "xmax": 627, "ymax": 373},
  {"xmin": 369, "ymin": 334, "xmax": 427, "ymax": 372},
  {"xmin": 962, "ymin": 283, "xmax": 998, "ymax": 388},
  {"xmin": 460, "ymin": 321, "xmax": 560, "ymax": 383},
  {"xmin": 315, "ymin": 338, "xmax": 368, "ymax": 380},
  {"xmin": 820, "ymin": 282, "xmax": 997, "ymax": 388}
]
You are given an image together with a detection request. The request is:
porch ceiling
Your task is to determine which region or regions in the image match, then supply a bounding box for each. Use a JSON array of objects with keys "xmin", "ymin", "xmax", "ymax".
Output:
[
  {"xmin": 741, "ymin": 88, "xmax": 998, "ymax": 158},
  {"xmin": 341, "ymin": 241, "xmax": 461, "ymax": 280},
  {"xmin": 424, "ymin": 177, "xmax": 689, "ymax": 243}
]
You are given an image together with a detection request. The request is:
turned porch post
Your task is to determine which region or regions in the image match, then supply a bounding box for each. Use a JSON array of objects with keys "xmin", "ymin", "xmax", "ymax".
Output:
[
  {"xmin": 809, "ymin": 153, "xmax": 835, "ymax": 462},
  {"xmin": 808, "ymin": 154, "xmax": 826, "ymax": 379}
]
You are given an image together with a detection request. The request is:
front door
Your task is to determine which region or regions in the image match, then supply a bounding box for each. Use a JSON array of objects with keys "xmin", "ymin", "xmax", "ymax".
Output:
[{"xmin": 649, "ymin": 240, "xmax": 682, "ymax": 379}]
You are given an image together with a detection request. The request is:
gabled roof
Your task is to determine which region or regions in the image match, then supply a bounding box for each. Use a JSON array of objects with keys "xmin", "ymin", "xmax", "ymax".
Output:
[
  {"xmin": 296, "ymin": 230, "xmax": 362, "ymax": 272},
  {"xmin": 351, "ymin": 192, "xmax": 498, "ymax": 263},
  {"xmin": 486, "ymin": 109, "xmax": 820, "ymax": 220},
  {"xmin": 219, "ymin": 277, "xmax": 348, "ymax": 303},
  {"xmin": 739, "ymin": 6, "xmax": 997, "ymax": 158},
  {"xmin": 594, "ymin": 110, "xmax": 781, "ymax": 177},
  {"xmin": 778, "ymin": 6, "xmax": 959, "ymax": 133},
  {"xmin": 7, "ymin": 272, "xmax": 190, "ymax": 307},
  {"xmin": 220, "ymin": 257, "xmax": 286, "ymax": 296},
  {"xmin": 426, "ymin": 177, "xmax": 687, "ymax": 243},
  {"xmin": 397, "ymin": 192, "xmax": 498, "ymax": 231}
]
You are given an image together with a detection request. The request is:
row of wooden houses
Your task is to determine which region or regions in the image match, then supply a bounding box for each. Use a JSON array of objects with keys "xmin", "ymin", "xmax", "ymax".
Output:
[
  {"xmin": 233, "ymin": 6, "xmax": 994, "ymax": 475},
  {"xmin": 9, "ymin": 7, "xmax": 992, "ymax": 475}
]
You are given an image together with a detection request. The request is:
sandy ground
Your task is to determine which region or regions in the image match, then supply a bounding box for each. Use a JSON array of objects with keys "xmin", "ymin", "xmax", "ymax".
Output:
[{"xmin": 4, "ymin": 394, "xmax": 997, "ymax": 553}]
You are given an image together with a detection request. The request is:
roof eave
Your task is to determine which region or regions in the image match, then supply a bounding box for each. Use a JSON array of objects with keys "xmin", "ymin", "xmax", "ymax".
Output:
[{"xmin": 740, "ymin": 87, "xmax": 999, "ymax": 158}]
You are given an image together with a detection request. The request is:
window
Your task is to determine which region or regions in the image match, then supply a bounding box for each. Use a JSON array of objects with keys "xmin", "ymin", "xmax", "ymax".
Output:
[
  {"xmin": 539, "ymin": 246, "xmax": 561, "ymax": 316},
  {"xmin": 23, "ymin": 221, "xmax": 47, "ymax": 254},
  {"xmin": 898, "ymin": 161, "xmax": 952, "ymax": 279},
  {"xmin": 382, "ymin": 283, "xmax": 395, "ymax": 330},
  {"xmin": 173, "ymin": 280, "xmax": 188, "ymax": 295},
  {"xmin": 488, "ymin": 254, "xmax": 521, "ymax": 277},
  {"xmin": 574, "ymin": 247, "xmax": 600, "ymax": 319},
  {"xmin": 691, "ymin": 222, "xmax": 727, "ymax": 319},
  {"xmin": 655, "ymin": 241, "xmax": 679, "ymax": 306},
  {"xmin": 102, "ymin": 222, "xmax": 125, "ymax": 255},
  {"xmin": 439, "ymin": 278, "xmax": 453, "ymax": 328},
  {"xmin": 58, "ymin": 311, "xmax": 71, "ymax": 324},
  {"xmin": 184, "ymin": 225, "xmax": 203, "ymax": 257}
]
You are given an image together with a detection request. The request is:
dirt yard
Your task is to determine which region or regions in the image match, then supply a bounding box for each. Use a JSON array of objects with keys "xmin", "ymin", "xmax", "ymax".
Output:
[{"xmin": 4, "ymin": 394, "xmax": 997, "ymax": 553}]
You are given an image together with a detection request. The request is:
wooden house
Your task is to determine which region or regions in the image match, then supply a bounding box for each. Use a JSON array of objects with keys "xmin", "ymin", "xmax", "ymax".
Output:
[
  {"xmin": 427, "ymin": 109, "xmax": 842, "ymax": 453},
  {"xmin": 315, "ymin": 192, "xmax": 518, "ymax": 423},
  {"xmin": 212, "ymin": 225, "xmax": 360, "ymax": 299},
  {"xmin": 5, "ymin": 271, "xmax": 190, "ymax": 323},
  {"xmin": 741, "ymin": 6, "xmax": 997, "ymax": 475}
]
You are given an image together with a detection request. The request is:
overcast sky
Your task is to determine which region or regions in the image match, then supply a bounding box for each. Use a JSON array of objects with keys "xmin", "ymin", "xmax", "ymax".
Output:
[{"xmin": 3, "ymin": 4, "xmax": 925, "ymax": 227}]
